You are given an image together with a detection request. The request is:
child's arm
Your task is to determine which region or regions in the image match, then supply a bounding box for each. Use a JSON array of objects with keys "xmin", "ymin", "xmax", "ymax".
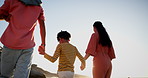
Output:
[
  {"xmin": 77, "ymin": 52, "xmax": 86, "ymax": 70},
  {"xmin": 38, "ymin": 45, "xmax": 59, "ymax": 63},
  {"xmin": 43, "ymin": 44, "xmax": 61, "ymax": 63},
  {"xmin": 75, "ymin": 48, "xmax": 86, "ymax": 70},
  {"xmin": 44, "ymin": 51, "xmax": 59, "ymax": 63}
]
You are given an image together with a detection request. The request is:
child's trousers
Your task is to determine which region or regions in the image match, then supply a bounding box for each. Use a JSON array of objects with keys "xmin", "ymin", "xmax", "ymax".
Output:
[
  {"xmin": 58, "ymin": 71, "xmax": 74, "ymax": 78},
  {"xmin": 0, "ymin": 46, "xmax": 33, "ymax": 78}
]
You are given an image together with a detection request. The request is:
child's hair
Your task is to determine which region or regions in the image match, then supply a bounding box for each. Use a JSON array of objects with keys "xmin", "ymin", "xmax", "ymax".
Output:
[{"xmin": 57, "ymin": 31, "xmax": 71, "ymax": 41}]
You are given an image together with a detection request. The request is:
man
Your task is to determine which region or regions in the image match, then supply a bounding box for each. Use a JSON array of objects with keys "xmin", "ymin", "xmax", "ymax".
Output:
[{"xmin": 0, "ymin": 0, "xmax": 46, "ymax": 78}]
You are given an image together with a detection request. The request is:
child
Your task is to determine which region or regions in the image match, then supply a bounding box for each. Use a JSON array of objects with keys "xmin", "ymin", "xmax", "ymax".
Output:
[{"xmin": 39, "ymin": 31, "xmax": 85, "ymax": 78}]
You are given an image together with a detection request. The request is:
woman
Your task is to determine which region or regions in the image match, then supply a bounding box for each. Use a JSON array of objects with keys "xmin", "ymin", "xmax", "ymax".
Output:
[{"xmin": 84, "ymin": 21, "xmax": 116, "ymax": 78}]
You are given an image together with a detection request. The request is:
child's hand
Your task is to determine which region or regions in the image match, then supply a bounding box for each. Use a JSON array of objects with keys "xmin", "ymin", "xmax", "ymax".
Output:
[
  {"xmin": 80, "ymin": 63, "xmax": 85, "ymax": 71},
  {"xmin": 38, "ymin": 45, "xmax": 45, "ymax": 55}
]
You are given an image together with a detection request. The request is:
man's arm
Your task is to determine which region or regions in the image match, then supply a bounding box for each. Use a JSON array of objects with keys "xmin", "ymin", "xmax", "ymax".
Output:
[
  {"xmin": 38, "ymin": 19, "xmax": 46, "ymax": 54},
  {"xmin": 38, "ymin": 19, "xmax": 46, "ymax": 45}
]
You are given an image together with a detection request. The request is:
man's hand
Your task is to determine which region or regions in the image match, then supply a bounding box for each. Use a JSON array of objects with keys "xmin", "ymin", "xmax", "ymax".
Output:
[{"xmin": 38, "ymin": 45, "xmax": 45, "ymax": 55}]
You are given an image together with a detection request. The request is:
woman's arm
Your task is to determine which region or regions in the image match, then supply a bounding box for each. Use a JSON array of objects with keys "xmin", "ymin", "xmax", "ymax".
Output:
[{"xmin": 84, "ymin": 53, "xmax": 90, "ymax": 60}]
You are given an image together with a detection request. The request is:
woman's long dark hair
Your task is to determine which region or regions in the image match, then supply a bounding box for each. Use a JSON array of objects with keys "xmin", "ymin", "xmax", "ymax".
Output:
[{"xmin": 93, "ymin": 21, "xmax": 112, "ymax": 48}]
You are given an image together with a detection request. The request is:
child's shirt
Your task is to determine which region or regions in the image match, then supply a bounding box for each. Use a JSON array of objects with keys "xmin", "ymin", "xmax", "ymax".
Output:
[
  {"xmin": 0, "ymin": 0, "xmax": 45, "ymax": 49},
  {"xmin": 44, "ymin": 43, "xmax": 85, "ymax": 72}
]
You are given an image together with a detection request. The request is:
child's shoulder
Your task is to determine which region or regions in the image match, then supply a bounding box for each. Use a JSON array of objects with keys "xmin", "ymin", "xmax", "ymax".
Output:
[
  {"xmin": 68, "ymin": 43, "xmax": 78, "ymax": 49},
  {"xmin": 59, "ymin": 43, "xmax": 76, "ymax": 48}
]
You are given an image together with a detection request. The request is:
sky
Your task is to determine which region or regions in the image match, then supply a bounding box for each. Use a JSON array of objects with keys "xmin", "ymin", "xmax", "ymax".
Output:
[{"xmin": 0, "ymin": 0, "xmax": 148, "ymax": 78}]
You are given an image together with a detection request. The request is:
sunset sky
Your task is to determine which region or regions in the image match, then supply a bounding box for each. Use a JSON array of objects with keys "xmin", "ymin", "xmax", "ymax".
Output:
[{"xmin": 0, "ymin": 0, "xmax": 148, "ymax": 78}]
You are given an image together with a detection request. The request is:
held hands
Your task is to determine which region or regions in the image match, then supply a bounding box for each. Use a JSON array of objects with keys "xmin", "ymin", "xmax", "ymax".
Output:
[
  {"xmin": 38, "ymin": 44, "xmax": 45, "ymax": 55},
  {"xmin": 80, "ymin": 63, "xmax": 85, "ymax": 71}
]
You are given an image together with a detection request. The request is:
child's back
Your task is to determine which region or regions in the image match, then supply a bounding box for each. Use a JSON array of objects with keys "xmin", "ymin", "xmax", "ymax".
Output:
[
  {"xmin": 39, "ymin": 31, "xmax": 85, "ymax": 78},
  {"xmin": 44, "ymin": 42, "xmax": 85, "ymax": 72}
]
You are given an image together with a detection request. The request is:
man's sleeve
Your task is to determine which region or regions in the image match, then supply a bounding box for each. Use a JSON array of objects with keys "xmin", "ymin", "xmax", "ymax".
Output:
[
  {"xmin": 0, "ymin": 0, "xmax": 10, "ymax": 15},
  {"xmin": 38, "ymin": 7, "xmax": 45, "ymax": 21}
]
